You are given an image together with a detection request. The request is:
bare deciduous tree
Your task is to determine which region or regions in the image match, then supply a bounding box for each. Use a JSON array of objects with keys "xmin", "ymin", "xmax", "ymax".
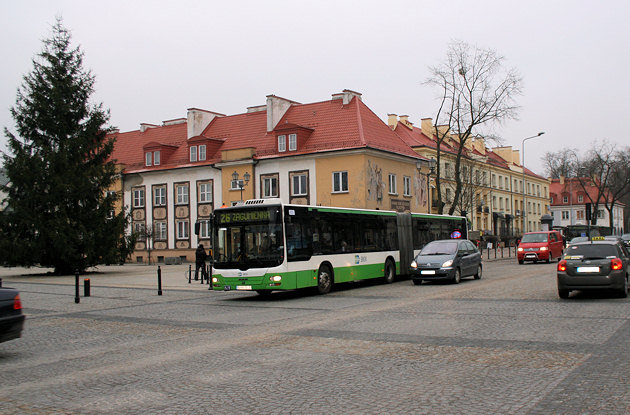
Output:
[
  {"xmin": 542, "ymin": 148, "xmax": 579, "ymax": 179},
  {"xmin": 426, "ymin": 40, "xmax": 522, "ymax": 215}
]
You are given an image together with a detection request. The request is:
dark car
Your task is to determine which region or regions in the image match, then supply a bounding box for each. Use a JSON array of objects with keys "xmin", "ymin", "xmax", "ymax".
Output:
[
  {"xmin": 557, "ymin": 239, "xmax": 630, "ymax": 299},
  {"xmin": 410, "ymin": 239, "xmax": 482, "ymax": 285},
  {"xmin": 0, "ymin": 287, "xmax": 25, "ymax": 343}
]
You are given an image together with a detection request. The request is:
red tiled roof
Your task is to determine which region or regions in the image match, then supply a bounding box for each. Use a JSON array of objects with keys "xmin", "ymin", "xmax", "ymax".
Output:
[
  {"xmin": 111, "ymin": 95, "xmax": 425, "ymax": 173},
  {"xmin": 549, "ymin": 178, "xmax": 619, "ymax": 206}
]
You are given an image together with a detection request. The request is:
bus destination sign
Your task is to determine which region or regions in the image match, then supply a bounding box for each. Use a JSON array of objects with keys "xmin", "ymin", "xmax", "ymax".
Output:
[{"xmin": 218, "ymin": 210, "xmax": 271, "ymax": 224}]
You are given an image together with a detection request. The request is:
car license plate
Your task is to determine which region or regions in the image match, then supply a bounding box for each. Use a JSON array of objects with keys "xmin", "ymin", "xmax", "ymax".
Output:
[
  {"xmin": 577, "ymin": 267, "xmax": 600, "ymax": 273},
  {"xmin": 236, "ymin": 285, "xmax": 252, "ymax": 290},
  {"xmin": 421, "ymin": 270, "xmax": 436, "ymax": 275}
]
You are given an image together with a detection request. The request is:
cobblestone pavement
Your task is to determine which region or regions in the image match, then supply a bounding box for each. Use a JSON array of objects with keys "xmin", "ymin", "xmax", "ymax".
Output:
[{"xmin": 1, "ymin": 258, "xmax": 629, "ymax": 414}]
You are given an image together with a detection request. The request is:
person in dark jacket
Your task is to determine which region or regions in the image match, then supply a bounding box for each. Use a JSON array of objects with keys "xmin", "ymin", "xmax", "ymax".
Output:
[{"xmin": 195, "ymin": 244, "xmax": 208, "ymax": 281}]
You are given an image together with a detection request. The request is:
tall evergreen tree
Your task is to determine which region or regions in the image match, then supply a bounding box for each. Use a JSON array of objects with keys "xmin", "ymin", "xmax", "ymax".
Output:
[{"xmin": 0, "ymin": 18, "xmax": 133, "ymax": 274}]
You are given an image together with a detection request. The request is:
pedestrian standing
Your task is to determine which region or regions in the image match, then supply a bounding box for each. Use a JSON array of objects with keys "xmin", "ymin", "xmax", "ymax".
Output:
[{"xmin": 195, "ymin": 244, "xmax": 208, "ymax": 281}]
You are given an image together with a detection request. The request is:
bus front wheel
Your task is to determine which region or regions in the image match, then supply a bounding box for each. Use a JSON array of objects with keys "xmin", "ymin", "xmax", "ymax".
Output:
[
  {"xmin": 317, "ymin": 265, "xmax": 333, "ymax": 295},
  {"xmin": 383, "ymin": 259, "xmax": 395, "ymax": 284}
]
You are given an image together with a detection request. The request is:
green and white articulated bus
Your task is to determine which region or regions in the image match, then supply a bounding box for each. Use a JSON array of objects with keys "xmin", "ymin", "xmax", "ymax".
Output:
[{"xmin": 210, "ymin": 199, "xmax": 467, "ymax": 295}]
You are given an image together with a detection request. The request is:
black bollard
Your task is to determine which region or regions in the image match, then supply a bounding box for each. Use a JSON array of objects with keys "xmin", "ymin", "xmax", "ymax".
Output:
[
  {"xmin": 84, "ymin": 278, "xmax": 91, "ymax": 297},
  {"xmin": 157, "ymin": 266, "xmax": 162, "ymax": 296},
  {"xmin": 74, "ymin": 270, "xmax": 80, "ymax": 304},
  {"xmin": 188, "ymin": 264, "xmax": 192, "ymax": 284},
  {"xmin": 0, "ymin": 277, "xmax": 2, "ymax": 288}
]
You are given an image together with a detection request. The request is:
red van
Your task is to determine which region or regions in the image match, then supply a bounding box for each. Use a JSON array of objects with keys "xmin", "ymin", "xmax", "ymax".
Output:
[{"xmin": 517, "ymin": 231, "xmax": 564, "ymax": 264}]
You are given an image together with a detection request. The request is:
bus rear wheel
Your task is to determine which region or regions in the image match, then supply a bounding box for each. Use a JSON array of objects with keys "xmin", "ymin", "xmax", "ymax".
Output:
[
  {"xmin": 317, "ymin": 265, "xmax": 333, "ymax": 295},
  {"xmin": 383, "ymin": 259, "xmax": 395, "ymax": 284}
]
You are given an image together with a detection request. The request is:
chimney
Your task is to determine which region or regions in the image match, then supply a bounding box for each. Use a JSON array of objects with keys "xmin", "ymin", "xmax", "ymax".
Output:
[
  {"xmin": 398, "ymin": 115, "xmax": 413, "ymax": 129},
  {"xmin": 187, "ymin": 108, "xmax": 224, "ymax": 139},
  {"xmin": 472, "ymin": 137, "xmax": 486, "ymax": 155},
  {"xmin": 387, "ymin": 114, "xmax": 398, "ymax": 130},
  {"xmin": 493, "ymin": 146, "xmax": 514, "ymax": 163},
  {"xmin": 266, "ymin": 95, "xmax": 298, "ymax": 132},
  {"xmin": 421, "ymin": 118, "xmax": 434, "ymax": 137},
  {"xmin": 140, "ymin": 123, "xmax": 159, "ymax": 133},
  {"xmin": 332, "ymin": 89, "xmax": 362, "ymax": 105},
  {"xmin": 512, "ymin": 150, "xmax": 520, "ymax": 166}
]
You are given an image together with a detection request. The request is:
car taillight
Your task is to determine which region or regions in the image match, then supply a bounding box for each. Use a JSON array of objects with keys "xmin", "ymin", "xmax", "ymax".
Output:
[
  {"xmin": 13, "ymin": 294, "xmax": 22, "ymax": 310},
  {"xmin": 558, "ymin": 260, "xmax": 567, "ymax": 272},
  {"xmin": 611, "ymin": 258, "xmax": 623, "ymax": 271}
]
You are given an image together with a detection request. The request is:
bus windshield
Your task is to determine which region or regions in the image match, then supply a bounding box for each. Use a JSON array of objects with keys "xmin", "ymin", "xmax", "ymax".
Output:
[{"xmin": 213, "ymin": 207, "xmax": 284, "ymax": 270}]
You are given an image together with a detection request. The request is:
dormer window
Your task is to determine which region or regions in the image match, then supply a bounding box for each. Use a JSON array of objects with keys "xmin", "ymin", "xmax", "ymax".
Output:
[
  {"xmin": 190, "ymin": 146, "xmax": 197, "ymax": 162},
  {"xmin": 153, "ymin": 151, "xmax": 160, "ymax": 166},
  {"xmin": 199, "ymin": 145, "xmax": 206, "ymax": 161},
  {"xmin": 145, "ymin": 152, "xmax": 152, "ymax": 166},
  {"xmin": 278, "ymin": 135, "xmax": 286, "ymax": 152},
  {"xmin": 289, "ymin": 134, "xmax": 297, "ymax": 151}
]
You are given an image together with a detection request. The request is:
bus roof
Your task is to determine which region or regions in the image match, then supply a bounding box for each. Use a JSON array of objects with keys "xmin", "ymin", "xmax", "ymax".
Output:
[{"xmin": 219, "ymin": 198, "xmax": 466, "ymax": 221}]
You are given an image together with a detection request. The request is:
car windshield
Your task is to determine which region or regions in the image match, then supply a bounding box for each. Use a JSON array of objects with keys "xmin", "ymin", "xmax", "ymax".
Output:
[
  {"xmin": 565, "ymin": 244, "xmax": 618, "ymax": 259},
  {"xmin": 521, "ymin": 233, "xmax": 548, "ymax": 243},
  {"xmin": 420, "ymin": 241, "xmax": 458, "ymax": 255}
]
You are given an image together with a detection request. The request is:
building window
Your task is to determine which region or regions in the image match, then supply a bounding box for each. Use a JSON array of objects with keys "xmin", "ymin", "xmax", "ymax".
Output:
[
  {"xmin": 154, "ymin": 186, "xmax": 166, "ymax": 206},
  {"xmin": 562, "ymin": 211, "xmax": 569, "ymax": 220},
  {"xmin": 332, "ymin": 171, "xmax": 348, "ymax": 193},
  {"xmin": 563, "ymin": 196, "xmax": 568, "ymax": 203},
  {"xmin": 492, "ymin": 174, "xmax": 496, "ymax": 188},
  {"xmin": 199, "ymin": 145, "xmax": 206, "ymax": 161},
  {"xmin": 231, "ymin": 179, "xmax": 244, "ymax": 190},
  {"xmin": 198, "ymin": 182, "xmax": 212, "ymax": 203},
  {"xmin": 537, "ymin": 185, "xmax": 541, "ymax": 197},
  {"xmin": 176, "ymin": 220, "xmax": 189, "ymax": 240},
  {"xmin": 288, "ymin": 134, "xmax": 297, "ymax": 151},
  {"xmin": 388, "ymin": 174, "xmax": 397, "ymax": 195},
  {"xmin": 133, "ymin": 222, "xmax": 146, "ymax": 240},
  {"xmin": 499, "ymin": 198, "xmax": 503, "ymax": 210},
  {"xmin": 154, "ymin": 222, "xmax": 167, "ymax": 240},
  {"xmin": 176, "ymin": 184, "xmax": 189, "ymax": 205},
  {"xmin": 292, "ymin": 174, "xmax": 307, "ymax": 196},
  {"xmin": 550, "ymin": 196, "xmax": 554, "ymax": 204},
  {"xmin": 262, "ymin": 177, "xmax": 278, "ymax": 198},
  {"xmin": 403, "ymin": 176, "xmax": 411, "ymax": 196},
  {"xmin": 153, "ymin": 151, "xmax": 160, "ymax": 166},
  {"xmin": 278, "ymin": 135, "xmax": 286, "ymax": 152},
  {"xmin": 598, "ymin": 209, "xmax": 605, "ymax": 219},
  {"xmin": 498, "ymin": 175, "xmax": 503, "ymax": 189},
  {"xmin": 190, "ymin": 146, "xmax": 197, "ymax": 162},
  {"xmin": 577, "ymin": 210, "xmax": 584, "ymax": 220},
  {"xmin": 199, "ymin": 220, "xmax": 211, "ymax": 238},
  {"xmin": 578, "ymin": 195, "xmax": 583, "ymax": 203},
  {"xmin": 145, "ymin": 152, "xmax": 152, "ymax": 166},
  {"xmin": 133, "ymin": 188, "xmax": 145, "ymax": 208}
]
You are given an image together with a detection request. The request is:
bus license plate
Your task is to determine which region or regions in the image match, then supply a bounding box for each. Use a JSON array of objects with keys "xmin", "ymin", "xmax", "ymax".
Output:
[
  {"xmin": 421, "ymin": 270, "xmax": 436, "ymax": 275},
  {"xmin": 236, "ymin": 285, "xmax": 252, "ymax": 290},
  {"xmin": 577, "ymin": 267, "xmax": 600, "ymax": 273}
]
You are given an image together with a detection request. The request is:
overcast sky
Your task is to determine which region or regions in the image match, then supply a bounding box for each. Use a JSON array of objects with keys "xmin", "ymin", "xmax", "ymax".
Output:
[{"xmin": 2, "ymin": 0, "xmax": 628, "ymax": 176}]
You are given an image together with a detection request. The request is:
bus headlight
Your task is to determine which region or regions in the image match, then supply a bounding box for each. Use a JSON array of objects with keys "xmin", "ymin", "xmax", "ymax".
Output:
[
  {"xmin": 212, "ymin": 277, "xmax": 219, "ymax": 283},
  {"xmin": 410, "ymin": 260, "xmax": 418, "ymax": 269},
  {"xmin": 271, "ymin": 275, "xmax": 282, "ymax": 282},
  {"xmin": 441, "ymin": 260, "xmax": 453, "ymax": 268}
]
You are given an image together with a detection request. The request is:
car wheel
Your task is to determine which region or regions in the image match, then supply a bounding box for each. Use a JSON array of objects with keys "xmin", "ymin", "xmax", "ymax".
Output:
[
  {"xmin": 383, "ymin": 259, "xmax": 395, "ymax": 284},
  {"xmin": 317, "ymin": 265, "xmax": 333, "ymax": 295},
  {"xmin": 412, "ymin": 279, "xmax": 422, "ymax": 286},
  {"xmin": 558, "ymin": 288, "xmax": 570, "ymax": 299},
  {"xmin": 619, "ymin": 277, "xmax": 628, "ymax": 298},
  {"xmin": 452, "ymin": 269, "xmax": 461, "ymax": 284},
  {"xmin": 518, "ymin": 259, "xmax": 524, "ymax": 265},
  {"xmin": 474, "ymin": 265, "xmax": 482, "ymax": 280}
]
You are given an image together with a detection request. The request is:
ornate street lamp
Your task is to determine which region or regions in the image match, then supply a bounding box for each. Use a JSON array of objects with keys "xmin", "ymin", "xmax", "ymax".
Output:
[{"xmin": 232, "ymin": 170, "xmax": 251, "ymax": 202}]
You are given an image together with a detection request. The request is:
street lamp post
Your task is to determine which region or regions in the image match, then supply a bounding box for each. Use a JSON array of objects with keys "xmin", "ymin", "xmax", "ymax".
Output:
[
  {"xmin": 521, "ymin": 132, "xmax": 545, "ymax": 233},
  {"xmin": 427, "ymin": 158, "xmax": 437, "ymax": 212},
  {"xmin": 231, "ymin": 170, "xmax": 251, "ymax": 202}
]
